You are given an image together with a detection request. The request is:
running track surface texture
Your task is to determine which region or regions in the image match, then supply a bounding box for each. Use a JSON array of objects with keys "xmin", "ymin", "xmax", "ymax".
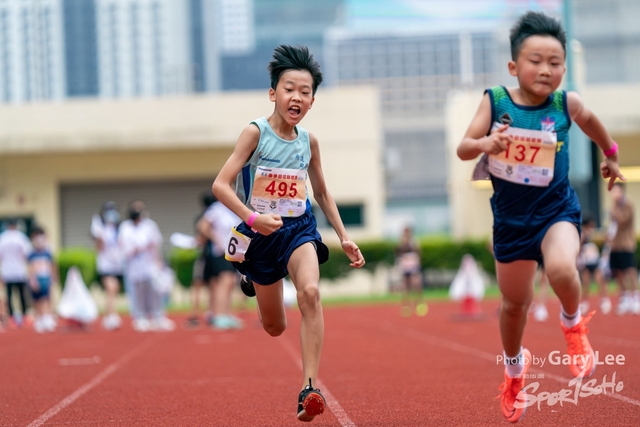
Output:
[{"xmin": 1, "ymin": 300, "xmax": 639, "ymax": 427}]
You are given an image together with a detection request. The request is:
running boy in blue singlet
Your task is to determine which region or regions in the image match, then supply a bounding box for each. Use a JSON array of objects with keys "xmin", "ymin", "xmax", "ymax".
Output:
[
  {"xmin": 457, "ymin": 12, "xmax": 624, "ymax": 423},
  {"xmin": 213, "ymin": 45, "xmax": 365, "ymax": 422}
]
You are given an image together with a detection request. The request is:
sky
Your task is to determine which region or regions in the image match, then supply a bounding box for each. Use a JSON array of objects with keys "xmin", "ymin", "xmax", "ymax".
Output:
[{"xmin": 344, "ymin": 0, "xmax": 564, "ymax": 31}]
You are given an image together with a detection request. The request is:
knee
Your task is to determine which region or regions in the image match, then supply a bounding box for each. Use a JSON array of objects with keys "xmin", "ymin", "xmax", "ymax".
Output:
[
  {"xmin": 297, "ymin": 284, "xmax": 321, "ymax": 310},
  {"xmin": 501, "ymin": 298, "xmax": 531, "ymax": 316},
  {"xmin": 546, "ymin": 262, "xmax": 578, "ymax": 286},
  {"xmin": 263, "ymin": 320, "xmax": 286, "ymax": 337}
]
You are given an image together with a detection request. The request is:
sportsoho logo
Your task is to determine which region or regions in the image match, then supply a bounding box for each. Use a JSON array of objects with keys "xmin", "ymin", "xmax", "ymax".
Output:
[{"xmin": 496, "ymin": 351, "xmax": 625, "ymax": 410}]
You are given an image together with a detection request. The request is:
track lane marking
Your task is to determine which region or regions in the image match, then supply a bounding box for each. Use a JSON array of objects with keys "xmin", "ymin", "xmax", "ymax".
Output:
[
  {"xmin": 27, "ymin": 336, "xmax": 160, "ymax": 427},
  {"xmin": 278, "ymin": 336, "xmax": 357, "ymax": 427},
  {"xmin": 369, "ymin": 317, "xmax": 640, "ymax": 409}
]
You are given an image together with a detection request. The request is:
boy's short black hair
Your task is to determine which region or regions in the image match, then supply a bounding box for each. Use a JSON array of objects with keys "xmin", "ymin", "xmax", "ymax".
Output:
[
  {"xmin": 30, "ymin": 225, "xmax": 45, "ymax": 236},
  {"xmin": 510, "ymin": 11, "xmax": 566, "ymax": 60},
  {"xmin": 268, "ymin": 45, "xmax": 323, "ymax": 95}
]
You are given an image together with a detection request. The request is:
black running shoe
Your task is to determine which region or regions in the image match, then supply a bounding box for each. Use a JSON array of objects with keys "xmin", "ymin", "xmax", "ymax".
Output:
[
  {"xmin": 240, "ymin": 275, "xmax": 256, "ymax": 297},
  {"xmin": 297, "ymin": 378, "xmax": 326, "ymax": 422}
]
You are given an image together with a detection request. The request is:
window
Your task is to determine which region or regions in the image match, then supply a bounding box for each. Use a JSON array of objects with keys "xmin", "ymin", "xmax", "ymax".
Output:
[{"xmin": 313, "ymin": 204, "xmax": 364, "ymax": 228}]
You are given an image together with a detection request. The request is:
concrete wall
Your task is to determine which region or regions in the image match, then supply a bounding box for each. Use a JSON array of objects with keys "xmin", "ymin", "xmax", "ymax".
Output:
[{"xmin": 0, "ymin": 86, "xmax": 385, "ymax": 247}]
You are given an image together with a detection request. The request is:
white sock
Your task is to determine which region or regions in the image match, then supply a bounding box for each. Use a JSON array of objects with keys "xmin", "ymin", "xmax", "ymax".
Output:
[
  {"xmin": 561, "ymin": 308, "xmax": 581, "ymax": 328},
  {"xmin": 504, "ymin": 348, "xmax": 524, "ymax": 378}
]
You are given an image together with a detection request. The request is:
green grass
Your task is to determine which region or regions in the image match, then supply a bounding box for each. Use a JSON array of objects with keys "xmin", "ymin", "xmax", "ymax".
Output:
[{"xmin": 166, "ymin": 284, "xmax": 503, "ymax": 313}]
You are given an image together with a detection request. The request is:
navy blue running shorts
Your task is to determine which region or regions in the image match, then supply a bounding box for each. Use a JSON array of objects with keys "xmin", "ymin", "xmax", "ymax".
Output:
[
  {"xmin": 493, "ymin": 213, "xmax": 581, "ymax": 264},
  {"xmin": 231, "ymin": 211, "xmax": 329, "ymax": 285}
]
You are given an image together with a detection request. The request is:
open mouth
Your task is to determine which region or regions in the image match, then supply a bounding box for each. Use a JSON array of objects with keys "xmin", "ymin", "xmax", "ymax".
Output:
[{"xmin": 289, "ymin": 105, "xmax": 301, "ymax": 117}]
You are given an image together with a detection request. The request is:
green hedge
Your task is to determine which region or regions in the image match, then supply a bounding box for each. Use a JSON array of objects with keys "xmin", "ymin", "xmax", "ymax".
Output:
[
  {"xmin": 56, "ymin": 248, "xmax": 97, "ymax": 287},
  {"xmin": 319, "ymin": 238, "xmax": 495, "ymax": 281},
  {"xmin": 169, "ymin": 248, "xmax": 199, "ymax": 288},
  {"xmin": 55, "ymin": 238, "xmax": 496, "ymax": 286}
]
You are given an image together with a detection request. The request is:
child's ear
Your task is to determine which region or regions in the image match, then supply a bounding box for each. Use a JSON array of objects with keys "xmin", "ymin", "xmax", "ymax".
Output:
[
  {"xmin": 310, "ymin": 96, "xmax": 315, "ymax": 109},
  {"xmin": 508, "ymin": 61, "xmax": 517, "ymax": 77},
  {"xmin": 269, "ymin": 87, "xmax": 276, "ymax": 102}
]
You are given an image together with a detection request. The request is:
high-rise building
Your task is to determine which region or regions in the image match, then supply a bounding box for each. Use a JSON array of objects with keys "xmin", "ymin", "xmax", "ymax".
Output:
[
  {"xmin": 63, "ymin": 0, "xmax": 99, "ymax": 97},
  {"xmin": 0, "ymin": 0, "xmax": 66, "ymax": 103},
  {"xmin": 221, "ymin": 0, "xmax": 343, "ymax": 90},
  {"xmin": 97, "ymin": 0, "xmax": 188, "ymax": 98}
]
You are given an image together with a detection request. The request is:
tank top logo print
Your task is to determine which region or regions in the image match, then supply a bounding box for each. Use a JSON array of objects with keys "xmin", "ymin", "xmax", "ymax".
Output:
[{"xmin": 541, "ymin": 117, "xmax": 555, "ymax": 133}]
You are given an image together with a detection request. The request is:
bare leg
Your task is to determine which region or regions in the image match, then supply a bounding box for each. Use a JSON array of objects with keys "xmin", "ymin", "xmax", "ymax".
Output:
[
  {"xmin": 102, "ymin": 276, "xmax": 120, "ymax": 316},
  {"xmin": 253, "ymin": 279, "xmax": 286, "ymax": 336},
  {"xmin": 541, "ymin": 222, "xmax": 581, "ymax": 316},
  {"xmin": 213, "ymin": 273, "xmax": 235, "ymax": 317},
  {"xmin": 288, "ymin": 242, "xmax": 324, "ymax": 390},
  {"xmin": 497, "ymin": 260, "xmax": 537, "ymax": 356}
]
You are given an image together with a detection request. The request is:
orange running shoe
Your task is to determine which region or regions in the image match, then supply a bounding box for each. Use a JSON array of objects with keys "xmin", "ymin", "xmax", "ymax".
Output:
[
  {"xmin": 497, "ymin": 348, "xmax": 532, "ymax": 423},
  {"xmin": 561, "ymin": 310, "xmax": 596, "ymax": 378},
  {"xmin": 297, "ymin": 378, "xmax": 326, "ymax": 422}
]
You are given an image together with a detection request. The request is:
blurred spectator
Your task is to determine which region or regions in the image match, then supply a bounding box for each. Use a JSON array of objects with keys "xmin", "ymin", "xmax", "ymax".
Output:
[
  {"xmin": 608, "ymin": 183, "xmax": 640, "ymax": 315},
  {"xmin": 28, "ymin": 226, "xmax": 58, "ymax": 333},
  {"xmin": 0, "ymin": 218, "xmax": 32, "ymax": 327},
  {"xmin": 577, "ymin": 215, "xmax": 611, "ymax": 315},
  {"xmin": 91, "ymin": 201, "xmax": 124, "ymax": 331},
  {"xmin": 198, "ymin": 196, "xmax": 242, "ymax": 330},
  {"xmin": 395, "ymin": 226, "xmax": 426, "ymax": 317},
  {"xmin": 119, "ymin": 200, "xmax": 175, "ymax": 332},
  {"xmin": 186, "ymin": 194, "xmax": 217, "ymax": 327}
]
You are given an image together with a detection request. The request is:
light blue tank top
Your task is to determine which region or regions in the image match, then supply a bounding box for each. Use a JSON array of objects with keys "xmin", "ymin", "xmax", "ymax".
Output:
[{"xmin": 235, "ymin": 117, "xmax": 312, "ymax": 214}]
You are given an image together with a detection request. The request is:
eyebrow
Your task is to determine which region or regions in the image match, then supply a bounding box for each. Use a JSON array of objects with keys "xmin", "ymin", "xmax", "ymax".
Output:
[{"xmin": 283, "ymin": 80, "xmax": 312, "ymax": 89}]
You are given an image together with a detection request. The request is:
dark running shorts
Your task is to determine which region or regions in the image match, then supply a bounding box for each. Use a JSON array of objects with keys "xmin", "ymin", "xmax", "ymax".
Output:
[
  {"xmin": 609, "ymin": 251, "xmax": 636, "ymax": 272},
  {"xmin": 203, "ymin": 254, "xmax": 237, "ymax": 281},
  {"xmin": 31, "ymin": 277, "xmax": 51, "ymax": 300},
  {"xmin": 493, "ymin": 215, "xmax": 581, "ymax": 264},
  {"xmin": 231, "ymin": 211, "xmax": 329, "ymax": 285}
]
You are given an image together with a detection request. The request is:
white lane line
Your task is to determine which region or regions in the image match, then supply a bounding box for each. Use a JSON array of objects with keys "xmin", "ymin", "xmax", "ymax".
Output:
[
  {"xmin": 373, "ymin": 318, "xmax": 640, "ymax": 409},
  {"xmin": 28, "ymin": 337, "xmax": 158, "ymax": 427},
  {"xmin": 58, "ymin": 356, "xmax": 101, "ymax": 366},
  {"xmin": 278, "ymin": 337, "xmax": 357, "ymax": 427}
]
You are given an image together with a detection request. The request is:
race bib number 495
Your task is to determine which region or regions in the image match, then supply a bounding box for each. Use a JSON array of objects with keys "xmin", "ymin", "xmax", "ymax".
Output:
[
  {"xmin": 488, "ymin": 124, "xmax": 557, "ymax": 187},
  {"xmin": 250, "ymin": 166, "xmax": 307, "ymax": 217}
]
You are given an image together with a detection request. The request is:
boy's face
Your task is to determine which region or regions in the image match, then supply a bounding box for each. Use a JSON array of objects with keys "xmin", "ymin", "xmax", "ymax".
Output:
[
  {"xmin": 509, "ymin": 35, "xmax": 566, "ymax": 98},
  {"xmin": 269, "ymin": 69, "xmax": 315, "ymax": 126}
]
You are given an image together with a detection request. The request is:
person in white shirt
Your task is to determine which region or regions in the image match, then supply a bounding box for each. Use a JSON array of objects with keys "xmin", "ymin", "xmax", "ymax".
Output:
[
  {"xmin": 91, "ymin": 201, "xmax": 124, "ymax": 331},
  {"xmin": 0, "ymin": 219, "xmax": 32, "ymax": 327},
  {"xmin": 118, "ymin": 200, "xmax": 174, "ymax": 332},
  {"xmin": 198, "ymin": 199, "xmax": 241, "ymax": 330}
]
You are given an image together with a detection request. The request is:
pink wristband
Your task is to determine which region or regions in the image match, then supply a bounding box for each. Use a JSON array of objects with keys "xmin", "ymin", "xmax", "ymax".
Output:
[
  {"xmin": 604, "ymin": 142, "xmax": 618, "ymax": 157},
  {"xmin": 246, "ymin": 212, "xmax": 259, "ymax": 227}
]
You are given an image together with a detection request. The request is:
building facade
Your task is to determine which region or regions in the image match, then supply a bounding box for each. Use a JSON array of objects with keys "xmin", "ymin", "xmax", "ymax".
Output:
[{"xmin": 0, "ymin": 0, "xmax": 66, "ymax": 103}]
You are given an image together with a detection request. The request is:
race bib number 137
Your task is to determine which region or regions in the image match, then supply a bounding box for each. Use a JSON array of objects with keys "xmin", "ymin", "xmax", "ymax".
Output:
[{"xmin": 488, "ymin": 123, "xmax": 557, "ymax": 187}]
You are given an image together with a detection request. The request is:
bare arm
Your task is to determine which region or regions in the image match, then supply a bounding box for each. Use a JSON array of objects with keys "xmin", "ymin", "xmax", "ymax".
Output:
[
  {"xmin": 457, "ymin": 93, "xmax": 513, "ymax": 161},
  {"xmin": 212, "ymin": 124, "xmax": 283, "ymax": 235},
  {"xmin": 308, "ymin": 133, "xmax": 365, "ymax": 268},
  {"xmin": 567, "ymin": 91, "xmax": 625, "ymax": 190}
]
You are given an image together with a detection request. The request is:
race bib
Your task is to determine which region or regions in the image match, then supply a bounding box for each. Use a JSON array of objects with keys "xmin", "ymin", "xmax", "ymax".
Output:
[
  {"xmin": 488, "ymin": 123, "xmax": 557, "ymax": 187},
  {"xmin": 250, "ymin": 166, "xmax": 307, "ymax": 217},
  {"xmin": 224, "ymin": 227, "xmax": 252, "ymax": 263}
]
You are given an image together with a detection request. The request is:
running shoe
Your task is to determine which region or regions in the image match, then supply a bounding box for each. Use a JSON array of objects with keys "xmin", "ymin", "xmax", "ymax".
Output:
[
  {"xmin": 240, "ymin": 275, "xmax": 256, "ymax": 297},
  {"xmin": 497, "ymin": 348, "xmax": 532, "ymax": 423},
  {"xmin": 599, "ymin": 297, "xmax": 612, "ymax": 315},
  {"xmin": 297, "ymin": 378, "xmax": 326, "ymax": 422},
  {"xmin": 561, "ymin": 311, "xmax": 596, "ymax": 378}
]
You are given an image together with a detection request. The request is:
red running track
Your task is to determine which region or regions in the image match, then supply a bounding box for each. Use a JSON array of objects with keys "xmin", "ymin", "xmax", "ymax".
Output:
[{"xmin": 0, "ymin": 300, "xmax": 639, "ymax": 426}]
